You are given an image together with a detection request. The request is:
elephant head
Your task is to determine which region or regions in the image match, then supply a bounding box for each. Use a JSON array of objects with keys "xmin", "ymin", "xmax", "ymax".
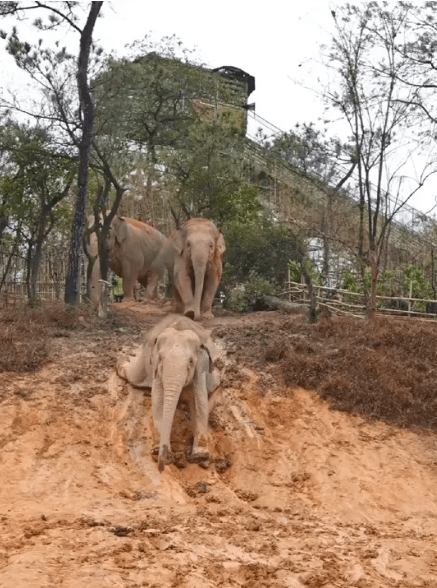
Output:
[
  {"xmin": 107, "ymin": 216, "xmax": 128, "ymax": 252},
  {"xmin": 174, "ymin": 218, "xmax": 226, "ymax": 321},
  {"xmin": 151, "ymin": 326, "xmax": 214, "ymax": 472}
]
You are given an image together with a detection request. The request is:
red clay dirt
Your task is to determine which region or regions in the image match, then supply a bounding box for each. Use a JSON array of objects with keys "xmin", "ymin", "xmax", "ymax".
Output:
[{"xmin": 1, "ymin": 300, "xmax": 437, "ymax": 587}]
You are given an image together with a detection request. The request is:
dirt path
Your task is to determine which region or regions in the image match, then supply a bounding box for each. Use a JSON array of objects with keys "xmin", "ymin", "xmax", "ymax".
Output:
[{"xmin": 0, "ymin": 301, "xmax": 437, "ymax": 587}]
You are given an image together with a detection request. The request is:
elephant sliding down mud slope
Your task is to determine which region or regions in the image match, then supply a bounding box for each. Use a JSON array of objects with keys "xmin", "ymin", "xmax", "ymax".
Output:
[
  {"xmin": 90, "ymin": 216, "xmax": 166, "ymax": 304},
  {"xmin": 117, "ymin": 315, "xmax": 220, "ymax": 472},
  {"xmin": 152, "ymin": 218, "xmax": 225, "ymax": 321}
]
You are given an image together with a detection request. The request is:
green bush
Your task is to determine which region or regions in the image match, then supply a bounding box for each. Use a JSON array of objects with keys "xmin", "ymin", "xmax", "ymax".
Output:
[
  {"xmin": 223, "ymin": 214, "xmax": 301, "ymax": 290},
  {"xmin": 225, "ymin": 272, "xmax": 276, "ymax": 312},
  {"xmin": 288, "ymin": 259, "xmax": 321, "ymax": 286},
  {"xmin": 403, "ymin": 265, "xmax": 433, "ymax": 311}
]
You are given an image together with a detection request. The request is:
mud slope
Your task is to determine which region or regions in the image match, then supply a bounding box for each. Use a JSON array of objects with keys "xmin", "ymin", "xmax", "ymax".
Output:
[{"xmin": 0, "ymin": 302, "xmax": 436, "ymax": 587}]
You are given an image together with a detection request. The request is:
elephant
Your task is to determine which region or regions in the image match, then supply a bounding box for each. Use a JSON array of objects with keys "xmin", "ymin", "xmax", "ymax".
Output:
[
  {"xmin": 89, "ymin": 216, "xmax": 166, "ymax": 304},
  {"xmin": 152, "ymin": 218, "xmax": 225, "ymax": 321},
  {"xmin": 117, "ymin": 315, "xmax": 220, "ymax": 472}
]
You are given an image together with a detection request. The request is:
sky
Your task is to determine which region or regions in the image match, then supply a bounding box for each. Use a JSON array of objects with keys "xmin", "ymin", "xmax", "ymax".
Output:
[
  {"xmin": 1, "ymin": 1, "xmax": 436, "ymax": 215},
  {"xmin": 95, "ymin": 0, "xmax": 337, "ymax": 137},
  {"xmin": 1, "ymin": 0, "xmax": 337, "ymax": 138}
]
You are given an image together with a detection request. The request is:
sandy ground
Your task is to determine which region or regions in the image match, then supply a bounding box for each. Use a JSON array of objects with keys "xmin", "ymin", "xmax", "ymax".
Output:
[{"xmin": 1, "ymin": 300, "xmax": 437, "ymax": 587}]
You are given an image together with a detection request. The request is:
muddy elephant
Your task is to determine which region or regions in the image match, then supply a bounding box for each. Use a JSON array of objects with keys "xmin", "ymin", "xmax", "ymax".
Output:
[
  {"xmin": 90, "ymin": 216, "xmax": 166, "ymax": 304},
  {"xmin": 152, "ymin": 218, "xmax": 225, "ymax": 321},
  {"xmin": 117, "ymin": 315, "xmax": 220, "ymax": 472}
]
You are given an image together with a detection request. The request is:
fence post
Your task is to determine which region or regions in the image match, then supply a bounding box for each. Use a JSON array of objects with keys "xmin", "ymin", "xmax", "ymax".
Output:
[
  {"xmin": 287, "ymin": 266, "xmax": 291, "ymax": 302},
  {"xmin": 408, "ymin": 280, "xmax": 413, "ymax": 317},
  {"xmin": 301, "ymin": 274, "xmax": 306, "ymax": 301}
]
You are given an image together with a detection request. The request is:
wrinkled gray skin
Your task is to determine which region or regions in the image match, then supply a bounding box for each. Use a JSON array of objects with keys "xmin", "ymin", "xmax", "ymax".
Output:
[
  {"xmin": 90, "ymin": 216, "xmax": 166, "ymax": 305},
  {"xmin": 117, "ymin": 315, "xmax": 220, "ymax": 472},
  {"xmin": 151, "ymin": 218, "xmax": 225, "ymax": 321}
]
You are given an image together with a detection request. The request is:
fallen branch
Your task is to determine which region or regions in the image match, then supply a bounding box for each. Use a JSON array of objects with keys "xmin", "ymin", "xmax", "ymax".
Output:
[{"xmin": 262, "ymin": 295, "xmax": 311, "ymax": 318}]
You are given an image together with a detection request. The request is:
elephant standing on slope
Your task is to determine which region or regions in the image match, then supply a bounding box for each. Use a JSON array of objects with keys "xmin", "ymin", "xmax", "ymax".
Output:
[
  {"xmin": 152, "ymin": 218, "xmax": 225, "ymax": 321},
  {"xmin": 117, "ymin": 315, "xmax": 220, "ymax": 472},
  {"xmin": 90, "ymin": 216, "xmax": 166, "ymax": 304}
]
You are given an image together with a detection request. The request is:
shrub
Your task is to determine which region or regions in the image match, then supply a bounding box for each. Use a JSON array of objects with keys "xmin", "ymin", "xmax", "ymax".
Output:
[
  {"xmin": 223, "ymin": 213, "xmax": 301, "ymax": 290},
  {"xmin": 225, "ymin": 273, "xmax": 276, "ymax": 312}
]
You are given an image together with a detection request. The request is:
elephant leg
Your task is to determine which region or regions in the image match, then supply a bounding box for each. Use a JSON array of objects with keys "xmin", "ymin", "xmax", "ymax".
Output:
[
  {"xmin": 121, "ymin": 262, "xmax": 136, "ymax": 301},
  {"xmin": 172, "ymin": 288, "xmax": 184, "ymax": 314},
  {"xmin": 200, "ymin": 270, "xmax": 220, "ymax": 319},
  {"xmin": 174, "ymin": 264, "xmax": 195, "ymax": 317},
  {"xmin": 144, "ymin": 272, "xmax": 160, "ymax": 300},
  {"xmin": 188, "ymin": 366, "xmax": 210, "ymax": 461}
]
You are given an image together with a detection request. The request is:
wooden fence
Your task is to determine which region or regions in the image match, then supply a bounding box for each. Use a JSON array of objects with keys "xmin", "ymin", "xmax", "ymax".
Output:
[
  {"xmin": 0, "ymin": 252, "xmax": 87, "ymax": 304},
  {"xmin": 283, "ymin": 280, "xmax": 437, "ymax": 320}
]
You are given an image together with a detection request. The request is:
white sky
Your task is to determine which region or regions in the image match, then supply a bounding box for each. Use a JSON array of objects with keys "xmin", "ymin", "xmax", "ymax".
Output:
[
  {"xmin": 98, "ymin": 0, "xmax": 437, "ymax": 215},
  {"xmin": 1, "ymin": 0, "xmax": 436, "ymax": 215},
  {"xmin": 97, "ymin": 0, "xmax": 337, "ymax": 135}
]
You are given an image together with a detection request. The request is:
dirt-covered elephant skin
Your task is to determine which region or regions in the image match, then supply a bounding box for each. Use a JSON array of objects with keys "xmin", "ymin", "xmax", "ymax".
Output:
[
  {"xmin": 152, "ymin": 218, "xmax": 225, "ymax": 321},
  {"xmin": 90, "ymin": 216, "xmax": 166, "ymax": 304},
  {"xmin": 117, "ymin": 315, "xmax": 220, "ymax": 472}
]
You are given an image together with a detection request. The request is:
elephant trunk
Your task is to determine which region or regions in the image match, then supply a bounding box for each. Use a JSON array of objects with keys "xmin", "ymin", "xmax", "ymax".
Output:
[
  {"xmin": 191, "ymin": 251, "xmax": 208, "ymax": 321},
  {"xmin": 158, "ymin": 370, "xmax": 186, "ymax": 472}
]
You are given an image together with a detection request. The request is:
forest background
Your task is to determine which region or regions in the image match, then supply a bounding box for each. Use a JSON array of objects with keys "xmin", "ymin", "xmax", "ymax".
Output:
[{"xmin": 2, "ymin": 2, "xmax": 437, "ymax": 320}]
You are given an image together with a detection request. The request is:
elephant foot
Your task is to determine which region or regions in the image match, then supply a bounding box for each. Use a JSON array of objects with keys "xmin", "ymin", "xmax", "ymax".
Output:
[
  {"xmin": 152, "ymin": 446, "xmax": 187, "ymax": 469},
  {"xmin": 188, "ymin": 447, "xmax": 211, "ymax": 467},
  {"xmin": 152, "ymin": 445, "xmax": 172, "ymax": 472},
  {"xmin": 187, "ymin": 452, "xmax": 211, "ymax": 469},
  {"xmin": 116, "ymin": 360, "xmax": 127, "ymax": 380},
  {"xmin": 201, "ymin": 310, "xmax": 214, "ymax": 320}
]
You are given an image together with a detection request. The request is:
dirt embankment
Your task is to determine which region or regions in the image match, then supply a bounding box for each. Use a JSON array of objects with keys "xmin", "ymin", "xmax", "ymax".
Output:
[{"xmin": 0, "ymin": 301, "xmax": 437, "ymax": 587}]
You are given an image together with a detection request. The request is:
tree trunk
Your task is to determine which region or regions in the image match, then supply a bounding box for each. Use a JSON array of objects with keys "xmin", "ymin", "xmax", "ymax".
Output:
[
  {"xmin": 302, "ymin": 258, "xmax": 318, "ymax": 324},
  {"xmin": 0, "ymin": 224, "xmax": 21, "ymax": 293},
  {"xmin": 25, "ymin": 242, "xmax": 33, "ymax": 304},
  {"xmin": 321, "ymin": 192, "xmax": 333, "ymax": 286},
  {"xmin": 64, "ymin": 1, "xmax": 103, "ymax": 305},
  {"xmin": 83, "ymin": 226, "xmax": 95, "ymax": 304},
  {"xmin": 0, "ymin": 214, "xmax": 8, "ymax": 255},
  {"xmin": 368, "ymin": 264, "xmax": 379, "ymax": 320},
  {"xmin": 262, "ymin": 295, "xmax": 312, "ymax": 318},
  {"xmin": 28, "ymin": 239, "xmax": 44, "ymax": 307},
  {"xmin": 368, "ymin": 249, "xmax": 379, "ymax": 321},
  {"xmin": 28, "ymin": 214, "xmax": 48, "ymax": 306},
  {"xmin": 98, "ymin": 232, "xmax": 110, "ymax": 318}
]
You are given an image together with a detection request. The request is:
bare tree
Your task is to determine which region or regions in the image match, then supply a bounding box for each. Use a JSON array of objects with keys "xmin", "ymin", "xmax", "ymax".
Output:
[
  {"xmin": 0, "ymin": 1, "xmax": 103, "ymax": 304},
  {"xmin": 322, "ymin": 2, "xmax": 437, "ymax": 318}
]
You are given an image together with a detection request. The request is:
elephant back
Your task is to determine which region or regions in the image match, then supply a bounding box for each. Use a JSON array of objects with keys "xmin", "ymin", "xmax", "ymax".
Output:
[{"xmin": 121, "ymin": 218, "xmax": 166, "ymax": 259}]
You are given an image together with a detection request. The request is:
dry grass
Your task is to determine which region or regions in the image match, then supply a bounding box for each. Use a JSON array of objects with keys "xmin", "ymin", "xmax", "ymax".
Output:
[
  {"xmin": 219, "ymin": 313, "xmax": 437, "ymax": 431},
  {"xmin": 0, "ymin": 301, "xmax": 96, "ymax": 373},
  {"xmin": 281, "ymin": 316, "xmax": 437, "ymax": 430}
]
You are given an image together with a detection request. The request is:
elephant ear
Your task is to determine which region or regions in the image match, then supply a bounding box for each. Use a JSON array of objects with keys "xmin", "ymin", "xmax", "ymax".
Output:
[
  {"xmin": 173, "ymin": 229, "xmax": 185, "ymax": 255},
  {"xmin": 216, "ymin": 230, "xmax": 226, "ymax": 256},
  {"xmin": 200, "ymin": 344, "xmax": 214, "ymax": 373},
  {"xmin": 115, "ymin": 217, "xmax": 129, "ymax": 244},
  {"xmin": 197, "ymin": 345, "xmax": 220, "ymax": 396},
  {"xmin": 151, "ymin": 336, "xmax": 162, "ymax": 380}
]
